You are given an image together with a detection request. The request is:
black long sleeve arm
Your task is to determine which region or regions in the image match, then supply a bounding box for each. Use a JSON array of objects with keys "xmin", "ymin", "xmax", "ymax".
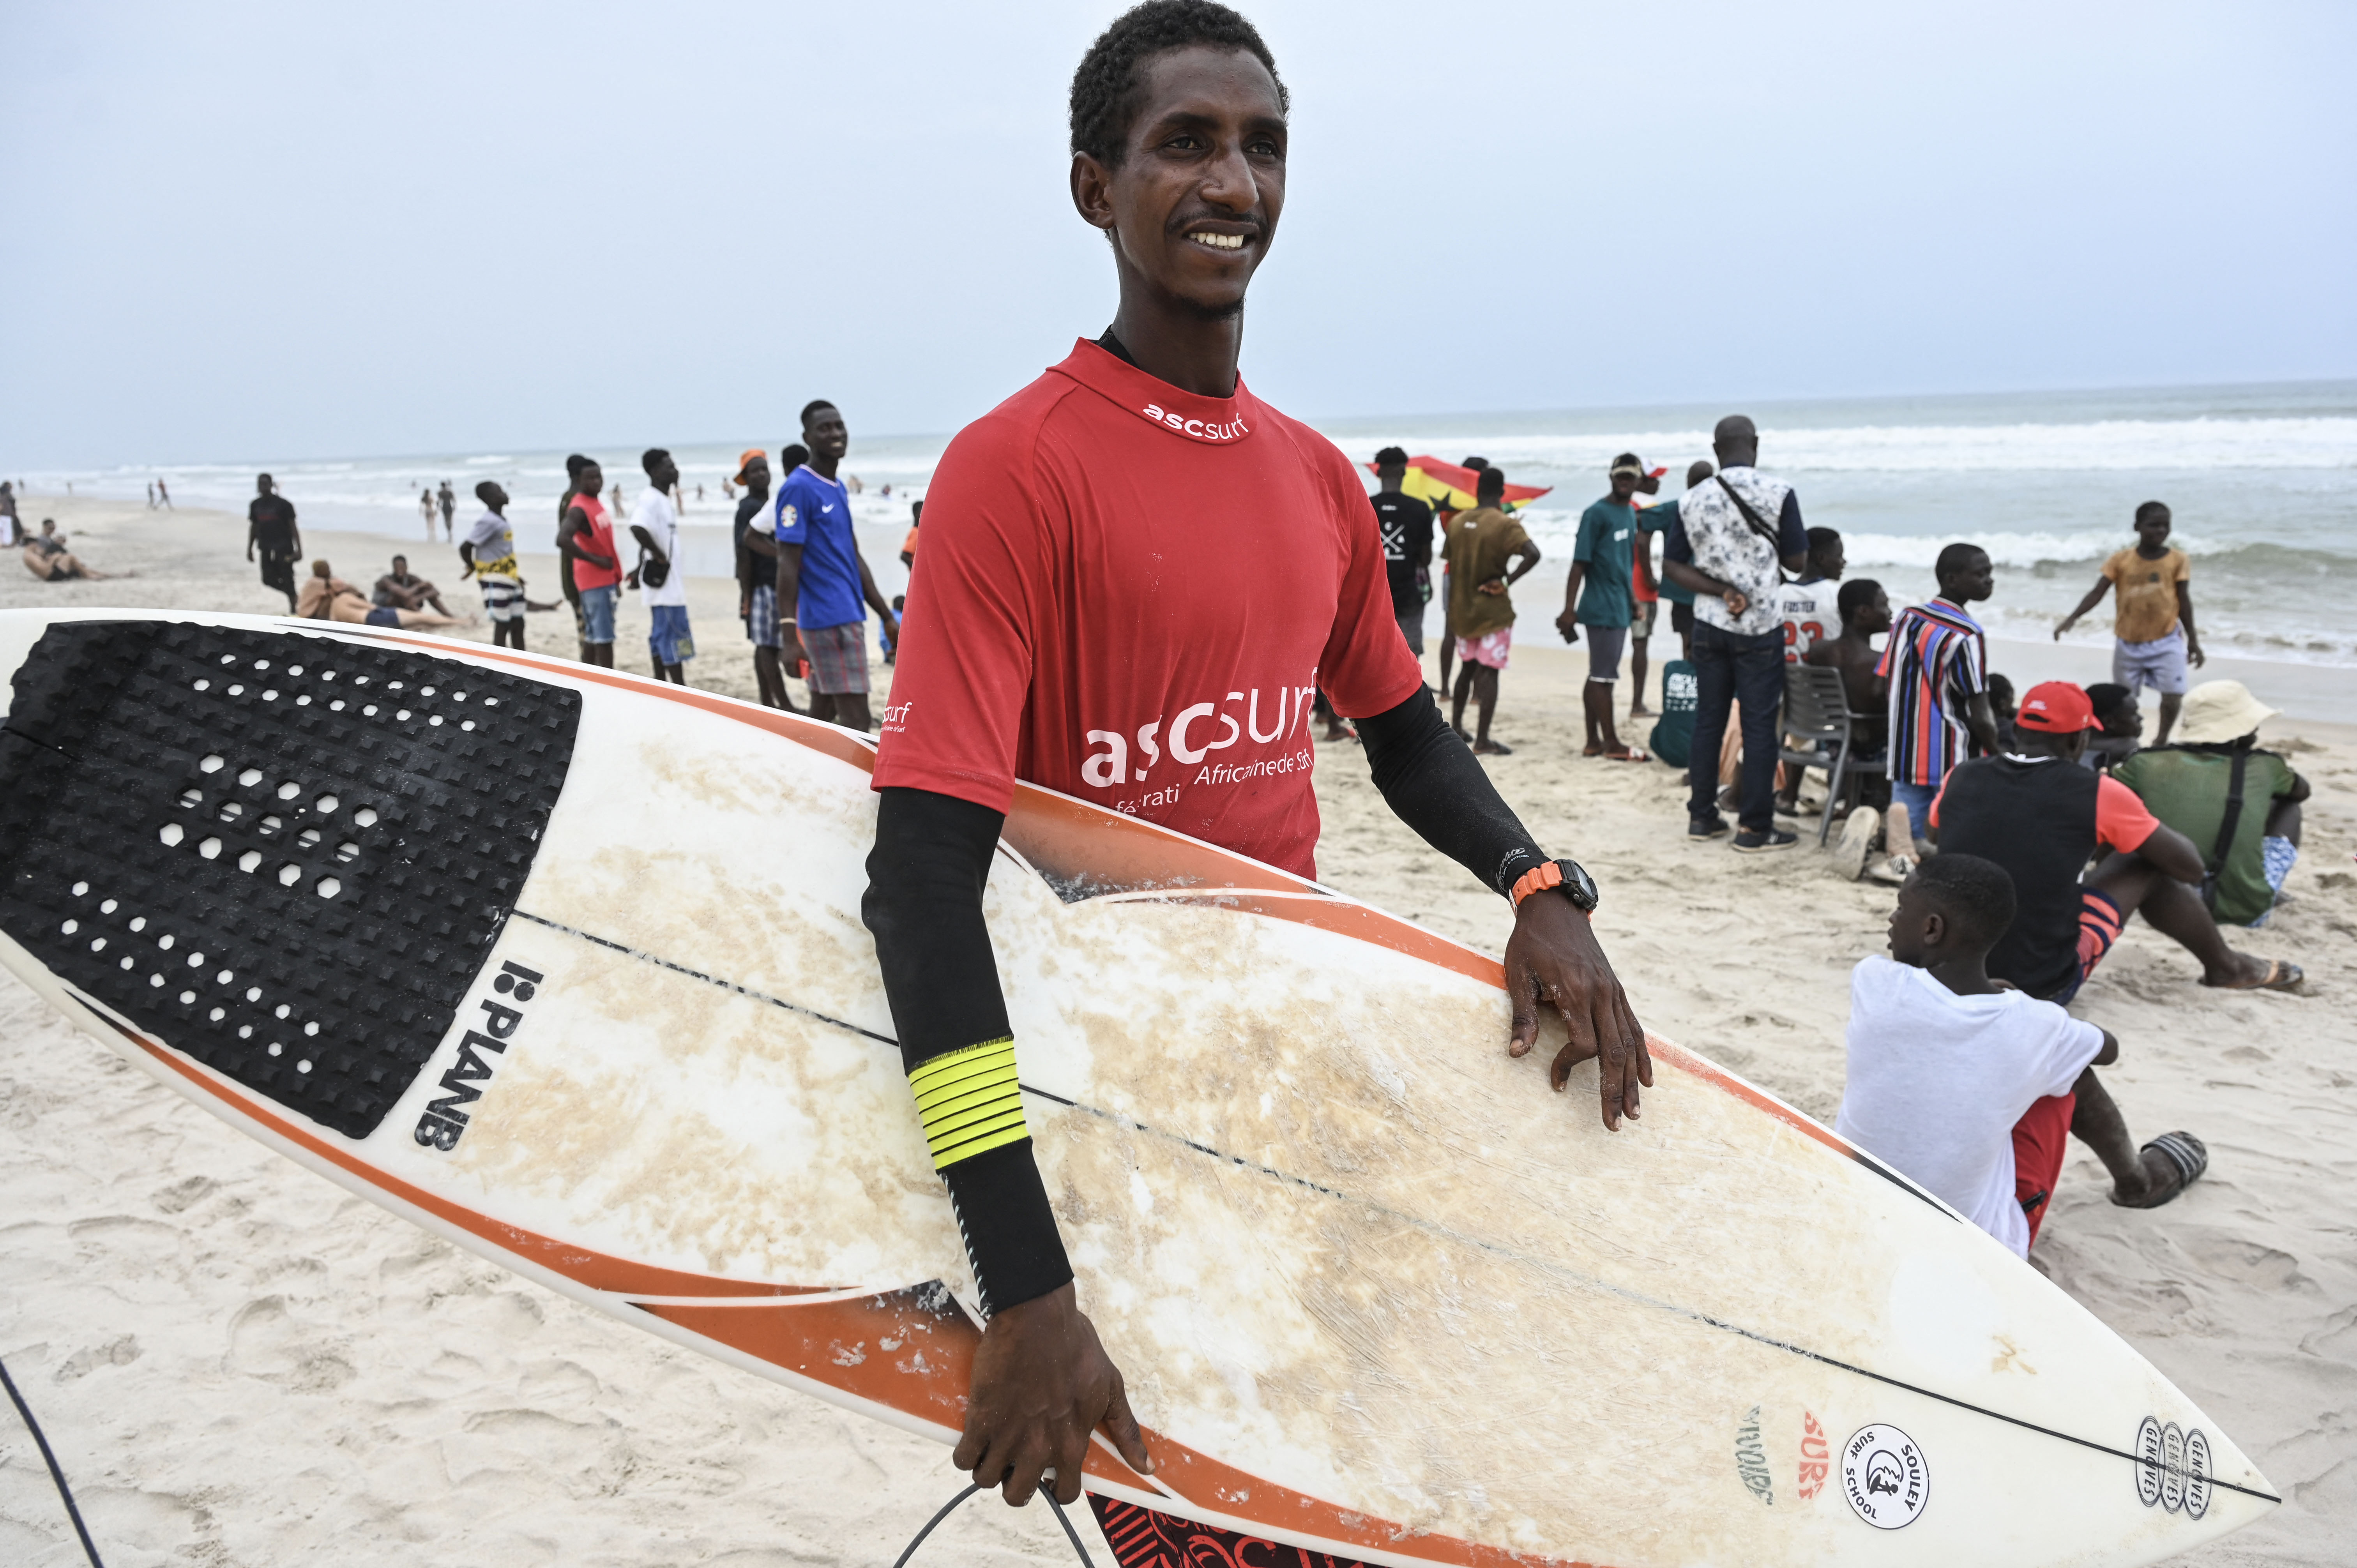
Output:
[
  {"xmin": 1356, "ymin": 685, "xmax": 1549, "ymax": 898},
  {"xmin": 862, "ymin": 786, "xmax": 1072, "ymax": 1316}
]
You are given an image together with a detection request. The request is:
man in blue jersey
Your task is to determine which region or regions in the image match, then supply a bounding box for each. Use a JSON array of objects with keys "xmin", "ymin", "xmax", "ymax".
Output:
[{"xmin": 775, "ymin": 399, "xmax": 900, "ymax": 731}]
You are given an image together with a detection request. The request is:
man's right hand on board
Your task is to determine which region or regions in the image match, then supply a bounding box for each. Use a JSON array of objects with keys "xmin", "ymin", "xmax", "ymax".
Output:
[{"xmin": 958, "ymin": 1281, "xmax": 1153, "ymax": 1506}]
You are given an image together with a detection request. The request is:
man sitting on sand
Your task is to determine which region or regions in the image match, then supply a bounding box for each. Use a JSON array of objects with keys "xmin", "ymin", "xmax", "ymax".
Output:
[
  {"xmin": 374, "ymin": 555, "xmax": 453, "ymax": 616},
  {"xmin": 21, "ymin": 519, "xmax": 110, "ymax": 581},
  {"xmin": 297, "ymin": 560, "xmax": 464, "ymax": 629},
  {"xmin": 1838, "ymin": 853, "xmax": 2207, "ymax": 1258},
  {"xmin": 2116, "ymin": 680, "xmax": 2310, "ymax": 932},
  {"xmin": 2082, "ymin": 682, "xmax": 2142, "ymax": 772},
  {"xmin": 1933, "ymin": 680, "xmax": 2299, "ymax": 996},
  {"xmin": 1806, "ymin": 577, "xmax": 1890, "ymax": 738}
]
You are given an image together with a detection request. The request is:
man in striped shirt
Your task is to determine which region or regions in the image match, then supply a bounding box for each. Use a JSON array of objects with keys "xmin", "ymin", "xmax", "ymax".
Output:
[{"xmin": 1879, "ymin": 543, "xmax": 2001, "ymax": 842}]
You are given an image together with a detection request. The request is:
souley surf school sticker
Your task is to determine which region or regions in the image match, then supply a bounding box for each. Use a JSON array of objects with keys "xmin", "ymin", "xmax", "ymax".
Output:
[{"xmin": 1841, "ymin": 1424, "xmax": 1929, "ymax": 1529}]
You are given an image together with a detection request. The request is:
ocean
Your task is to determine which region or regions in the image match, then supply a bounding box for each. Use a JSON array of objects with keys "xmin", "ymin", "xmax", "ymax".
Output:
[{"xmin": 25, "ymin": 378, "xmax": 2355, "ymax": 667}]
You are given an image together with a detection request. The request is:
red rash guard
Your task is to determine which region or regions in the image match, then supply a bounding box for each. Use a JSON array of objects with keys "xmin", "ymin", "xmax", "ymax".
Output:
[{"xmin": 872, "ymin": 340, "xmax": 1422, "ymax": 879}]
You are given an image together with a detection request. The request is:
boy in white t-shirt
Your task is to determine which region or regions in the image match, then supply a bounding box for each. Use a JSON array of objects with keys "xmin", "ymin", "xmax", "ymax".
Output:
[
  {"xmin": 1836, "ymin": 854, "xmax": 2206, "ymax": 1257},
  {"xmin": 629, "ymin": 447, "xmax": 696, "ymax": 686}
]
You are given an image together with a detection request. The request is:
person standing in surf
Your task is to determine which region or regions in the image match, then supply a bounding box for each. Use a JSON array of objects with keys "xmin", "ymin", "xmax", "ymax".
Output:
[
  {"xmin": 860, "ymin": 5, "xmax": 1647, "ymax": 1558},
  {"xmin": 2053, "ymin": 501, "xmax": 2204, "ymax": 745}
]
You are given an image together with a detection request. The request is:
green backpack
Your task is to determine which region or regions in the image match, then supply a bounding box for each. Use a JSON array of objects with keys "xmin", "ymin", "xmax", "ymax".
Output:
[{"xmin": 1650, "ymin": 659, "xmax": 1698, "ymax": 768}]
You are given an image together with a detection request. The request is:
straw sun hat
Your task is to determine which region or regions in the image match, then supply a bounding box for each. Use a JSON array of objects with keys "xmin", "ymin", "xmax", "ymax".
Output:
[{"xmin": 2173, "ymin": 680, "xmax": 2277, "ymax": 745}]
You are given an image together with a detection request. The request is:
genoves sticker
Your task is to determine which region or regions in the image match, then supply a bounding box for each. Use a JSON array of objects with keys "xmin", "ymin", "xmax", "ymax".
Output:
[
  {"xmin": 1841, "ymin": 1423, "xmax": 1929, "ymax": 1529},
  {"xmin": 2136, "ymin": 1417, "xmax": 2212, "ymax": 1520}
]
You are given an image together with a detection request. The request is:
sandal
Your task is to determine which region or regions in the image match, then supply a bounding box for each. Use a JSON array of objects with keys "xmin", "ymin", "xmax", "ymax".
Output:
[
  {"xmin": 1601, "ymin": 747, "xmax": 1650, "ymax": 763},
  {"xmin": 2112, "ymin": 1132, "xmax": 2207, "ymax": 1209},
  {"xmin": 2205, "ymin": 958, "xmax": 2304, "ymax": 993}
]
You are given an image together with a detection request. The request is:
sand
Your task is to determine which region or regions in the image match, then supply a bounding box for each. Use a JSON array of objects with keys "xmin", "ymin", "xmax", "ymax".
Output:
[{"xmin": 2, "ymin": 495, "xmax": 2352, "ymax": 1565}]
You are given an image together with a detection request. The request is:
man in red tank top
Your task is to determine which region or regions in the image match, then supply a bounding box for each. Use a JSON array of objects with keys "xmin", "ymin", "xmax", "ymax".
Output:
[{"xmin": 559, "ymin": 457, "xmax": 622, "ymax": 667}]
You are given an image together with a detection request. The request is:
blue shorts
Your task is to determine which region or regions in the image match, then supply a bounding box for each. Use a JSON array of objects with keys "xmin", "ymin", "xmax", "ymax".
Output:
[
  {"xmin": 2113, "ymin": 627, "xmax": 2190, "ymax": 697},
  {"xmin": 578, "ymin": 584, "xmax": 617, "ymax": 645},
  {"xmin": 648, "ymin": 603, "xmax": 696, "ymax": 666}
]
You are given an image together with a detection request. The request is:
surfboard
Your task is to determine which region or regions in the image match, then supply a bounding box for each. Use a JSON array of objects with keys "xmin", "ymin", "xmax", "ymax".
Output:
[{"xmin": 0, "ymin": 608, "xmax": 2275, "ymax": 1567}]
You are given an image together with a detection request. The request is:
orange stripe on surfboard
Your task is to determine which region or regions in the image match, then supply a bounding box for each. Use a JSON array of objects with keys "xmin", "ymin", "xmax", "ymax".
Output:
[{"xmin": 643, "ymin": 1293, "xmax": 1618, "ymax": 1568}]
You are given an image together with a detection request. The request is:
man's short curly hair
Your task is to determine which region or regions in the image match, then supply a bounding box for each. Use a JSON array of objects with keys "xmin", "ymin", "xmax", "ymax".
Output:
[{"xmin": 1069, "ymin": 0, "xmax": 1287, "ymax": 166}]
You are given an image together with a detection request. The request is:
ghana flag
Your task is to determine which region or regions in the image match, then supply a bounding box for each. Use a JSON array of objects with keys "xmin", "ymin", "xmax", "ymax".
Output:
[{"xmin": 1362, "ymin": 455, "xmax": 1551, "ymax": 514}]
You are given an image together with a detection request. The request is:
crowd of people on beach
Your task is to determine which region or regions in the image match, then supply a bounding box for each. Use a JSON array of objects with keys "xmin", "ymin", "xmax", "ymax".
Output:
[
  {"xmin": 212, "ymin": 383, "xmax": 2316, "ymax": 1286},
  {"xmin": 1407, "ymin": 412, "xmax": 2311, "ymax": 1266},
  {"xmin": 1346, "ymin": 404, "xmax": 2312, "ymax": 1274}
]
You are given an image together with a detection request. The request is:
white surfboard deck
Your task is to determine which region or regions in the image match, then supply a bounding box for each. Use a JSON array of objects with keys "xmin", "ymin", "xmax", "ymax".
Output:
[{"xmin": 0, "ymin": 609, "xmax": 2274, "ymax": 1567}]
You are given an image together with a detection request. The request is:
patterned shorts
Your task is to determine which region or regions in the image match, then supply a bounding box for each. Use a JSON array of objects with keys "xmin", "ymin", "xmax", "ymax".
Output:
[
  {"xmin": 477, "ymin": 575, "xmax": 523, "ymax": 623},
  {"xmin": 800, "ymin": 620, "xmax": 870, "ymax": 695},
  {"xmin": 1456, "ymin": 626, "xmax": 1512, "ymax": 670},
  {"xmin": 2248, "ymin": 835, "xmax": 2298, "ymax": 929},
  {"xmin": 2051, "ymin": 886, "xmax": 2127, "ymax": 1005},
  {"xmin": 746, "ymin": 584, "xmax": 783, "ymax": 648}
]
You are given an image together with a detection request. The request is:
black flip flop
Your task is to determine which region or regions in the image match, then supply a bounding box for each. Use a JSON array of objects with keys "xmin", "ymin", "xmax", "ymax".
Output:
[
  {"xmin": 2113, "ymin": 1131, "xmax": 2207, "ymax": 1209},
  {"xmin": 2205, "ymin": 957, "xmax": 2303, "ymax": 993}
]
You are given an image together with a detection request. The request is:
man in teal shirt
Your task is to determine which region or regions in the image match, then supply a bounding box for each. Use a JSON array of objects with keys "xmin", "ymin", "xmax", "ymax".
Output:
[{"xmin": 1557, "ymin": 454, "xmax": 1647, "ymax": 760}]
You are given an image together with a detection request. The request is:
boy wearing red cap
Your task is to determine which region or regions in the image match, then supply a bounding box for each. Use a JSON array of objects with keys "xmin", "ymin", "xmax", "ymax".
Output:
[{"xmin": 1931, "ymin": 681, "xmax": 2294, "ymax": 997}]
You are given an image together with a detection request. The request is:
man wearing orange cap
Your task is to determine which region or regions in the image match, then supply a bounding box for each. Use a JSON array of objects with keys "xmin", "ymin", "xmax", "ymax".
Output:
[
  {"xmin": 731, "ymin": 447, "xmax": 794, "ymax": 710},
  {"xmin": 1932, "ymin": 680, "xmax": 2298, "ymax": 998}
]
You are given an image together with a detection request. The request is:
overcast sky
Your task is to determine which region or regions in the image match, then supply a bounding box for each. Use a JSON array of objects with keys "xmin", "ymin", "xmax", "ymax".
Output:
[{"xmin": 4, "ymin": 0, "xmax": 2352, "ymax": 468}]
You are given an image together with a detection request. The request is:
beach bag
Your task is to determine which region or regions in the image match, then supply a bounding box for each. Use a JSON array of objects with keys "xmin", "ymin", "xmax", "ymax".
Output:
[{"xmin": 1650, "ymin": 659, "xmax": 1698, "ymax": 767}]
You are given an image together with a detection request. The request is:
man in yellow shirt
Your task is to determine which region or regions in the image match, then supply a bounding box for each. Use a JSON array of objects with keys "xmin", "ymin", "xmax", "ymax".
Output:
[
  {"xmin": 2055, "ymin": 500, "xmax": 2204, "ymax": 743},
  {"xmin": 1443, "ymin": 466, "xmax": 1541, "ymax": 754}
]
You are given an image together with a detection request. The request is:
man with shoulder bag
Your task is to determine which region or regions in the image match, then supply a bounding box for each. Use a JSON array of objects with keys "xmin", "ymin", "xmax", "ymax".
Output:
[{"xmin": 1656, "ymin": 415, "xmax": 1809, "ymax": 851}]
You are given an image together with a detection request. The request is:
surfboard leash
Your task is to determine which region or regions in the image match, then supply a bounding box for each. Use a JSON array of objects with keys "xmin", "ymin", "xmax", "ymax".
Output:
[
  {"xmin": 0, "ymin": 1355, "xmax": 107, "ymax": 1568},
  {"xmin": 892, "ymin": 1480, "xmax": 1099, "ymax": 1568}
]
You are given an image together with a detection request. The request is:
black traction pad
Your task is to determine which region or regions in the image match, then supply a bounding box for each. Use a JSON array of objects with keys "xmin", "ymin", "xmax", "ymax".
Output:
[{"xmin": 0, "ymin": 621, "xmax": 579, "ymax": 1138}]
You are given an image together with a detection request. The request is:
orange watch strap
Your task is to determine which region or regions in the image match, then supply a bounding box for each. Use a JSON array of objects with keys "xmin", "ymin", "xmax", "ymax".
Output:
[{"xmin": 1510, "ymin": 861, "xmax": 1563, "ymax": 908}]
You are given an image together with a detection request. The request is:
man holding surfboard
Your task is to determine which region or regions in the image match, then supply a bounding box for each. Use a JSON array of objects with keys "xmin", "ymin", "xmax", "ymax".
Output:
[{"xmin": 862, "ymin": 2, "xmax": 1646, "ymax": 1554}]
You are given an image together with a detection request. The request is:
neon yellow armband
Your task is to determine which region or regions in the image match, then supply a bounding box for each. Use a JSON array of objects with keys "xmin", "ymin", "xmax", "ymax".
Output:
[{"xmin": 908, "ymin": 1036, "xmax": 1027, "ymax": 1170}]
